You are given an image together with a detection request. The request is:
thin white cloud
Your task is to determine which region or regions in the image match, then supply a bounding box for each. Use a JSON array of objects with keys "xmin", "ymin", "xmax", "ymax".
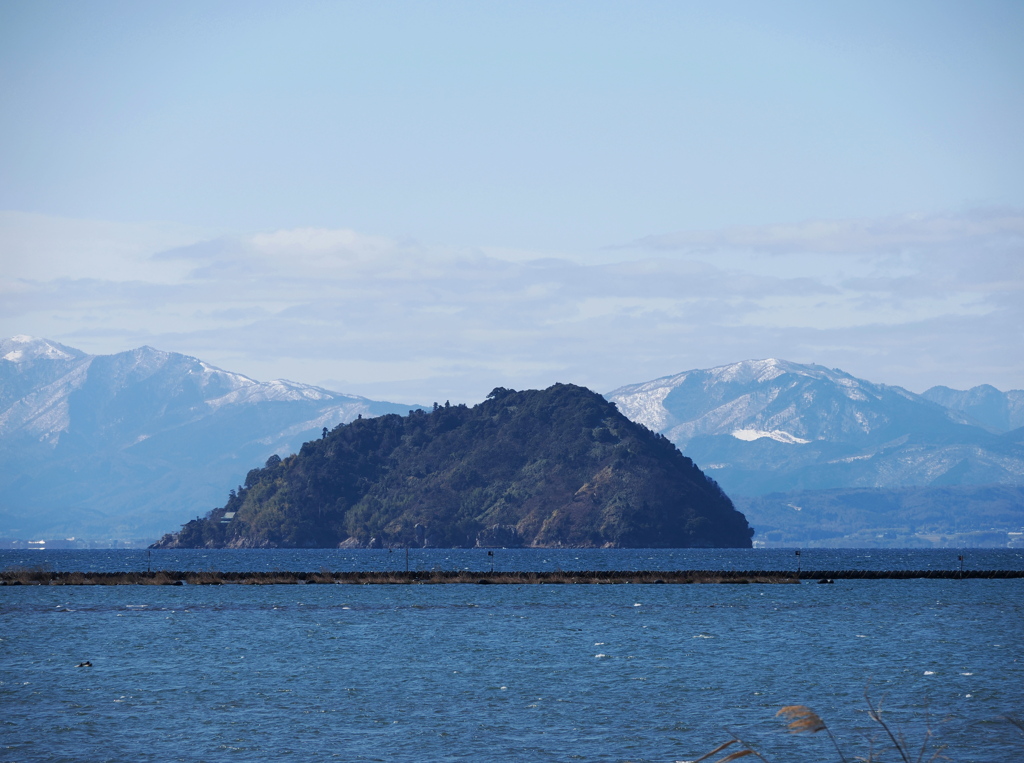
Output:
[
  {"xmin": 633, "ymin": 208, "xmax": 1024, "ymax": 255},
  {"xmin": 2, "ymin": 210, "xmax": 1021, "ymax": 401}
]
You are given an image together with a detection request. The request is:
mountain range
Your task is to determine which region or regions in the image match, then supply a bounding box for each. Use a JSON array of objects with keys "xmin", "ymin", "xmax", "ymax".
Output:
[
  {"xmin": 606, "ymin": 359, "xmax": 1024, "ymax": 547},
  {"xmin": 0, "ymin": 336, "xmax": 417, "ymax": 543},
  {"xmin": 606, "ymin": 358, "xmax": 1024, "ymax": 494},
  {"xmin": 2, "ymin": 336, "xmax": 1022, "ymax": 546},
  {"xmin": 920, "ymin": 384, "xmax": 1024, "ymax": 433}
]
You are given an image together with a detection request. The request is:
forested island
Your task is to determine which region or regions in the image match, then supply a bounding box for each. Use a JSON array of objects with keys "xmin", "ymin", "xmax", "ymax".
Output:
[{"xmin": 153, "ymin": 384, "xmax": 753, "ymax": 549}]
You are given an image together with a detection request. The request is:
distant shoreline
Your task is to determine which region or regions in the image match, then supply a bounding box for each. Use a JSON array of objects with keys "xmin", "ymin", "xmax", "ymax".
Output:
[{"xmin": 3, "ymin": 569, "xmax": 1022, "ymax": 585}]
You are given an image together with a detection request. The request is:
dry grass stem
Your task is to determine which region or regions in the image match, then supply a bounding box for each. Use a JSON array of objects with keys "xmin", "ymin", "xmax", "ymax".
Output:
[
  {"xmin": 777, "ymin": 704, "xmax": 847, "ymax": 761},
  {"xmin": 688, "ymin": 736, "xmax": 768, "ymax": 763}
]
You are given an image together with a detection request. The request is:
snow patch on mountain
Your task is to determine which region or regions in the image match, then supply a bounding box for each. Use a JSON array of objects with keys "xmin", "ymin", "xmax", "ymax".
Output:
[
  {"xmin": 1, "ymin": 336, "xmax": 84, "ymax": 365},
  {"xmin": 0, "ymin": 359, "xmax": 93, "ymax": 443},
  {"xmin": 835, "ymin": 376, "xmax": 871, "ymax": 401},
  {"xmin": 663, "ymin": 390, "xmax": 787, "ymax": 442},
  {"xmin": 609, "ymin": 385, "xmax": 674, "ymax": 431},
  {"xmin": 195, "ymin": 361, "xmax": 258, "ymax": 389},
  {"xmin": 206, "ymin": 378, "xmax": 339, "ymax": 409},
  {"xmin": 710, "ymin": 357, "xmax": 790, "ymax": 385},
  {"xmin": 731, "ymin": 429, "xmax": 810, "ymax": 444},
  {"xmin": 828, "ymin": 453, "xmax": 874, "ymax": 464},
  {"xmin": 608, "ymin": 359, "xmax": 819, "ymax": 438}
]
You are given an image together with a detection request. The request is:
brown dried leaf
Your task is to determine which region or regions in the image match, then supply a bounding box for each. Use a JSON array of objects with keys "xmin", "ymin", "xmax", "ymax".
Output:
[{"xmin": 776, "ymin": 705, "xmax": 826, "ymax": 734}]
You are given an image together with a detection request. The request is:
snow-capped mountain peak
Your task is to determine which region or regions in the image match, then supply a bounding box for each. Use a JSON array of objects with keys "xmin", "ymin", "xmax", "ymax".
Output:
[
  {"xmin": 607, "ymin": 359, "xmax": 1023, "ymax": 497},
  {"xmin": 708, "ymin": 358, "xmax": 791, "ymax": 385},
  {"xmin": 1, "ymin": 335, "xmax": 84, "ymax": 364},
  {"xmin": 0, "ymin": 336, "xmax": 420, "ymax": 540},
  {"xmin": 607, "ymin": 358, "xmax": 937, "ymax": 444},
  {"xmin": 206, "ymin": 378, "xmax": 341, "ymax": 409},
  {"xmin": 0, "ymin": 336, "xmax": 417, "ymax": 447}
]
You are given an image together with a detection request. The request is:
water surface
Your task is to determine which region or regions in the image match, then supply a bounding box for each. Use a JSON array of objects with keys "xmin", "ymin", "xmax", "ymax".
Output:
[{"xmin": 3, "ymin": 554, "xmax": 1022, "ymax": 762}]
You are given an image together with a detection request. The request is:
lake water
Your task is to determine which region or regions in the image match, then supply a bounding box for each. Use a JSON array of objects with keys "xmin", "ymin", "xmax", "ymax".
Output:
[{"xmin": 2, "ymin": 550, "xmax": 1023, "ymax": 762}]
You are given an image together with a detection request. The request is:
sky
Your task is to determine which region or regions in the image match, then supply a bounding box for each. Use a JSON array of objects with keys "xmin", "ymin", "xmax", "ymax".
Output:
[{"xmin": 2, "ymin": 0, "xmax": 1022, "ymax": 404}]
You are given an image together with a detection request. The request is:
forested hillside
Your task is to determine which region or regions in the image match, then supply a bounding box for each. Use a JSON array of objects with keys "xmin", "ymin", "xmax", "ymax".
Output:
[{"xmin": 155, "ymin": 384, "xmax": 753, "ymax": 549}]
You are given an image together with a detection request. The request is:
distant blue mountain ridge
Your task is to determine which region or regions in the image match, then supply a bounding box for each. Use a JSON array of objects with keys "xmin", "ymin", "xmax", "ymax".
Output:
[
  {"xmin": 606, "ymin": 358, "xmax": 1023, "ymax": 495},
  {"xmin": 0, "ymin": 336, "xmax": 420, "ymax": 542},
  {"xmin": 606, "ymin": 359, "xmax": 1023, "ymax": 547},
  {"xmin": 2, "ymin": 337, "xmax": 1021, "ymax": 546}
]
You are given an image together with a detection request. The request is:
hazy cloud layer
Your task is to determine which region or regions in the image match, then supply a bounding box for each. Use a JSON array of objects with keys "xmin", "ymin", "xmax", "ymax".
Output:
[
  {"xmin": 2, "ymin": 210, "xmax": 1021, "ymax": 403},
  {"xmin": 634, "ymin": 209, "xmax": 1024, "ymax": 255}
]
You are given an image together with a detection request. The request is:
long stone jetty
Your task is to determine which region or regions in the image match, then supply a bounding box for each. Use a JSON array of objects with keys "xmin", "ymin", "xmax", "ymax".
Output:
[{"xmin": 2, "ymin": 569, "xmax": 1022, "ymax": 586}]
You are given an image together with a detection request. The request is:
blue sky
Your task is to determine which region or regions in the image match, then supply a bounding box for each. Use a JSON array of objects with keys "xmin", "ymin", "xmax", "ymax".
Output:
[{"xmin": 2, "ymin": 1, "xmax": 1022, "ymax": 403}]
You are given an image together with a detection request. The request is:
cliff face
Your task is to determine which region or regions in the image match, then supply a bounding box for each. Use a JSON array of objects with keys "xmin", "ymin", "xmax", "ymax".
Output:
[{"xmin": 154, "ymin": 384, "xmax": 753, "ymax": 549}]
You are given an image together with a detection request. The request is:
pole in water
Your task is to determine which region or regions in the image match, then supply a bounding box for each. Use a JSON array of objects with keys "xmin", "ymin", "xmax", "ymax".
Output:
[
  {"xmin": 959, "ymin": 554, "xmax": 964, "ymax": 578},
  {"xmin": 147, "ymin": 549, "xmax": 151, "ymax": 574},
  {"xmin": 795, "ymin": 549, "xmax": 801, "ymax": 577},
  {"xmin": 488, "ymin": 550, "xmax": 494, "ymax": 573}
]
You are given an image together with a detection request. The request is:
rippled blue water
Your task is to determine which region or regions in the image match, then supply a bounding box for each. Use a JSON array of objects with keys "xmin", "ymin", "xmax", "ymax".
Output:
[{"xmin": 2, "ymin": 551, "xmax": 1023, "ymax": 762}]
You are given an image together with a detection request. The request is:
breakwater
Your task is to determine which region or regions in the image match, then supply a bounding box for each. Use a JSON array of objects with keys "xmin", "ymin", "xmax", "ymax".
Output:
[{"xmin": 2, "ymin": 568, "xmax": 1022, "ymax": 585}]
